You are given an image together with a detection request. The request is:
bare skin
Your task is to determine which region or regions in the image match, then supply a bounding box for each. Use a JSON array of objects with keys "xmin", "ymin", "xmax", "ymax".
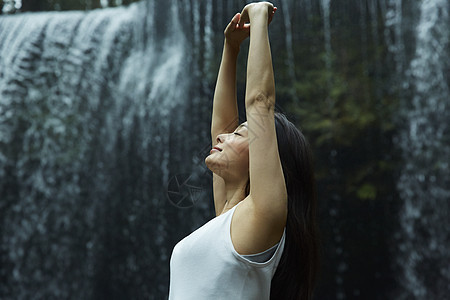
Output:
[{"xmin": 205, "ymin": 2, "xmax": 286, "ymax": 255}]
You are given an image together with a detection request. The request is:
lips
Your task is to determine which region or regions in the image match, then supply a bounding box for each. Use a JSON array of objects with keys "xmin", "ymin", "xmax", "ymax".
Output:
[{"xmin": 210, "ymin": 146, "xmax": 222, "ymax": 154}]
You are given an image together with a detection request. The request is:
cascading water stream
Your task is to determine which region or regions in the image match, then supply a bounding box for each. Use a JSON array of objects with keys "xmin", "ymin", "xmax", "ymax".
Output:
[
  {"xmin": 0, "ymin": 1, "xmax": 213, "ymax": 298},
  {"xmin": 368, "ymin": 0, "xmax": 383, "ymax": 101},
  {"xmin": 394, "ymin": 0, "xmax": 450, "ymax": 298},
  {"xmin": 279, "ymin": 0, "xmax": 297, "ymax": 92},
  {"xmin": 202, "ymin": 0, "xmax": 214, "ymax": 93},
  {"xmin": 320, "ymin": 0, "xmax": 332, "ymax": 92},
  {"xmin": 384, "ymin": 0, "xmax": 405, "ymax": 75}
]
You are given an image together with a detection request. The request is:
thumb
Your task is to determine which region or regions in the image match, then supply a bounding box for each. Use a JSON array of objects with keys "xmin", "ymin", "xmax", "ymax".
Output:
[{"xmin": 238, "ymin": 9, "xmax": 249, "ymax": 28}]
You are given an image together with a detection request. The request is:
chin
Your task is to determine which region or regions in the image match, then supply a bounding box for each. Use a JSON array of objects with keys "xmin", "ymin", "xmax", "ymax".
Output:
[
  {"xmin": 205, "ymin": 156, "xmax": 218, "ymax": 172},
  {"xmin": 205, "ymin": 155, "xmax": 227, "ymax": 174}
]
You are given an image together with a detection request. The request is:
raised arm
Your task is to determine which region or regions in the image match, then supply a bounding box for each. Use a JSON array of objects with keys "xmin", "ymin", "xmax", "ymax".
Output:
[
  {"xmin": 231, "ymin": 2, "xmax": 287, "ymax": 254},
  {"xmin": 211, "ymin": 13, "xmax": 249, "ymax": 216},
  {"xmin": 246, "ymin": 3, "xmax": 287, "ymax": 215}
]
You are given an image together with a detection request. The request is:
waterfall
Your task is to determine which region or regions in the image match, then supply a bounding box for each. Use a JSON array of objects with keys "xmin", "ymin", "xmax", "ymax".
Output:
[
  {"xmin": 320, "ymin": 0, "xmax": 332, "ymax": 93},
  {"xmin": 280, "ymin": 0, "xmax": 297, "ymax": 89},
  {"xmin": 394, "ymin": 0, "xmax": 450, "ymax": 298},
  {"xmin": 384, "ymin": 0, "xmax": 405, "ymax": 75},
  {"xmin": 368, "ymin": 0, "xmax": 382, "ymax": 101},
  {"xmin": 0, "ymin": 1, "xmax": 212, "ymax": 298},
  {"xmin": 1, "ymin": 1, "xmax": 449, "ymax": 299}
]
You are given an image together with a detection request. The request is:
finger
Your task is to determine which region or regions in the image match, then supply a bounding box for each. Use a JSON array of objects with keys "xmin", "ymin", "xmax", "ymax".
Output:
[
  {"xmin": 238, "ymin": 9, "xmax": 248, "ymax": 28},
  {"xmin": 241, "ymin": 23, "xmax": 250, "ymax": 34},
  {"xmin": 268, "ymin": 6, "xmax": 276, "ymax": 24},
  {"xmin": 228, "ymin": 13, "xmax": 240, "ymax": 30},
  {"xmin": 231, "ymin": 12, "xmax": 240, "ymax": 24},
  {"xmin": 225, "ymin": 13, "xmax": 240, "ymax": 33}
]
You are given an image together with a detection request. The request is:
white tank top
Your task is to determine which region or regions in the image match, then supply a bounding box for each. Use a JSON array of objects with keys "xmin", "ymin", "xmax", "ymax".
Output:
[{"xmin": 169, "ymin": 203, "xmax": 286, "ymax": 300}]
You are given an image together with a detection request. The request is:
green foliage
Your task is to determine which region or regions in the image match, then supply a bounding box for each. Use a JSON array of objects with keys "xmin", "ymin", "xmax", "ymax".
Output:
[
  {"xmin": 356, "ymin": 183, "xmax": 377, "ymax": 200},
  {"xmin": 273, "ymin": 4, "xmax": 400, "ymax": 206}
]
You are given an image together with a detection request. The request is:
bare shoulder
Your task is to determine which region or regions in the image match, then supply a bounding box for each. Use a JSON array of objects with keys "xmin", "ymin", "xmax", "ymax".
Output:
[{"xmin": 230, "ymin": 197, "xmax": 286, "ymax": 255}]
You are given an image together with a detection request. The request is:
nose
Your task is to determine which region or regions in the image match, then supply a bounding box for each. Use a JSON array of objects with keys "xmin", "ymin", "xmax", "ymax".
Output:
[
  {"xmin": 216, "ymin": 133, "xmax": 225, "ymax": 144},
  {"xmin": 217, "ymin": 131, "xmax": 236, "ymax": 144}
]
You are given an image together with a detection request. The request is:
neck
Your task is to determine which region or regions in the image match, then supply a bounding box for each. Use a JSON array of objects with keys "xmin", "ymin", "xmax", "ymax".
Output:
[{"xmin": 223, "ymin": 178, "xmax": 248, "ymax": 211}]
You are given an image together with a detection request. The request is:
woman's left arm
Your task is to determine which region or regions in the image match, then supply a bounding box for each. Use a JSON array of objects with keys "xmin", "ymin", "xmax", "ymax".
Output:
[
  {"xmin": 232, "ymin": 2, "xmax": 287, "ymax": 254},
  {"xmin": 244, "ymin": 3, "xmax": 287, "ymax": 215}
]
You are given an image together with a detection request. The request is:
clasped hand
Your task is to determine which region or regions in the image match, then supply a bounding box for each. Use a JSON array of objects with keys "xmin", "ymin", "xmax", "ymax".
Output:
[{"xmin": 224, "ymin": 2, "xmax": 276, "ymax": 51}]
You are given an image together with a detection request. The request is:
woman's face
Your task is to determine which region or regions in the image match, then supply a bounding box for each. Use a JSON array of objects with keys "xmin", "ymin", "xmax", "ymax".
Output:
[{"xmin": 205, "ymin": 122, "xmax": 249, "ymax": 179}]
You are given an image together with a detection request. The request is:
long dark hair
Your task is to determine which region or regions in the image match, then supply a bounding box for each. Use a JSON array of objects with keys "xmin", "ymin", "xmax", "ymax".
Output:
[{"xmin": 269, "ymin": 112, "xmax": 320, "ymax": 300}]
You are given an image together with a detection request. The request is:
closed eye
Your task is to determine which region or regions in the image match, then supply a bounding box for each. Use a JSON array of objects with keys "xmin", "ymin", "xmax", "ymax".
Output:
[{"xmin": 234, "ymin": 132, "xmax": 241, "ymax": 136}]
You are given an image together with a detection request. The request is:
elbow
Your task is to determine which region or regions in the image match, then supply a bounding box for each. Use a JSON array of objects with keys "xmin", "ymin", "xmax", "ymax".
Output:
[{"xmin": 246, "ymin": 91, "xmax": 275, "ymax": 111}]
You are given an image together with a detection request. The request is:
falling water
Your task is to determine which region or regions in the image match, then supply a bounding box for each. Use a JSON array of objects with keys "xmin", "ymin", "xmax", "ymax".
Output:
[
  {"xmin": 202, "ymin": 0, "xmax": 214, "ymax": 91},
  {"xmin": 384, "ymin": 0, "xmax": 405, "ymax": 75},
  {"xmin": 320, "ymin": 0, "xmax": 332, "ymax": 91},
  {"xmin": 279, "ymin": 0, "xmax": 297, "ymax": 87},
  {"xmin": 0, "ymin": 1, "xmax": 212, "ymax": 298},
  {"xmin": 368, "ymin": 0, "xmax": 383, "ymax": 101},
  {"xmin": 394, "ymin": 0, "xmax": 450, "ymax": 298}
]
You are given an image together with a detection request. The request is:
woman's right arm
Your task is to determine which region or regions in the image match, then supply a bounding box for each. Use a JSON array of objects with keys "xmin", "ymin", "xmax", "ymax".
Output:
[
  {"xmin": 211, "ymin": 42, "xmax": 239, "ymax": 146},
  {"xmin": 211, "ymin": 13, "xmax": 249, "ymax": 216}
]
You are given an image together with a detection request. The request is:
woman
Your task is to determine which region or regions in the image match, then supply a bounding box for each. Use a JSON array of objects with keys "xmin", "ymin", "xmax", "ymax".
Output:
[{"xmin": 169, "ymin": 2, "xmax": 319, "ymax": 299}]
